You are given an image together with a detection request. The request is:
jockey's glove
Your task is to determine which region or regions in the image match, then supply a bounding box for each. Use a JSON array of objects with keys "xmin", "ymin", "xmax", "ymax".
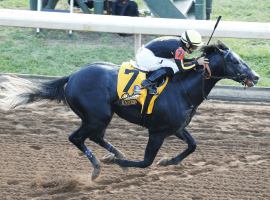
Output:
[{"xmin": 197, "ymin": 57, "xmax": 209, "ymax": 66}]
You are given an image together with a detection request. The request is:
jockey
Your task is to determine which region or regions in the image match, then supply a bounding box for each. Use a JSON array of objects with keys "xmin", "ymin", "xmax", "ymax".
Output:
[{"xmin": 136, "ymin": 29, "xmax": 209, "ymax": 95}]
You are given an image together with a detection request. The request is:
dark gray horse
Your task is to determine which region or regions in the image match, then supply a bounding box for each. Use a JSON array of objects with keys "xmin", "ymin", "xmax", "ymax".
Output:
[{"xmin": 0, "ymin": 41, "xmax": 259, "ymax": 181}]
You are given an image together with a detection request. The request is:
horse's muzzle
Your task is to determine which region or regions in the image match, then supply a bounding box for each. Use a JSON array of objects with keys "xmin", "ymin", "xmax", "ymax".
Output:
[{"xmin": 246, "ymin": 70, "xmax": 260, "ymax": 87}]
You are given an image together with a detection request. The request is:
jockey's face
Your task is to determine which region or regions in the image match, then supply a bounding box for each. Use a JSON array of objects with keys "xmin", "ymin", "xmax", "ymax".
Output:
[{"xmin": 185, "ymin": 43, "xmax": 197, "ymax": 54}]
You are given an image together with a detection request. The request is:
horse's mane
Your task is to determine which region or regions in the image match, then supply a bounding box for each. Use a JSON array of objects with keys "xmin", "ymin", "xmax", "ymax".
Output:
[{"xmin": 199, "ymin": 41, "xmax": 229, "ymax": 55}]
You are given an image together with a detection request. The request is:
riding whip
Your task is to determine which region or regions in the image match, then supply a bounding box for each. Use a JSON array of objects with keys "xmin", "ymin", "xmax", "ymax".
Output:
[
  {"xmin": 201, "ymin": 16, "xmax": 222, "ymax": 58},
  {"xmin": 207, "ymin": 15, "xmax": 222, "ymax": 45}
]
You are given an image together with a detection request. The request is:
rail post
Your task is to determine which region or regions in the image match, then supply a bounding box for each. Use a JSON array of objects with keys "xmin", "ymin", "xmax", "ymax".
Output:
[
  {"xmin": 195, "ymin": 0, "xmax": 206, "ymax": 20},
  {"xmin": 135, "ymin": 34, "xmax": 141, "ymax": 58},
  {"xmin": 94, "ymin": 0, "xmax": 104, "ymax": 14},
  {"xmin": 30, "ymin": 0, "xmax": 38, "ymax": 11},
  {"xmin": 206, "ymin": 0, "xmax": 212, "ymax": 20}
]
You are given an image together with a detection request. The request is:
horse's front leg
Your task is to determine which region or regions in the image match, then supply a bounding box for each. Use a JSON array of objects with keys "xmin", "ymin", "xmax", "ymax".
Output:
[
  {"xmin": 106, "ymin": 133, "xmax": 165, "ymax": 168},
  {"xmin": 158, "ymin": 128, "xmax": 196, "ymax": 166}
]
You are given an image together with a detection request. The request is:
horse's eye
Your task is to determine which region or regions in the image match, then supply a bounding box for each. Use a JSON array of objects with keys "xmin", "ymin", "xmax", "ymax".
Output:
[{"xmin": 234, "ymin": 61, "xmax": 240, "ymax": 64}]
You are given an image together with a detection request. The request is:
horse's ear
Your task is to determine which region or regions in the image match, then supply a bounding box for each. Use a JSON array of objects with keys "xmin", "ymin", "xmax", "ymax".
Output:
[
  {"xmin": 217, "ymin": 40, "xmax": 223, "ymax": 45},
  {"xmin": 217, "ymin": 40, "xmax": 229, "ymax": 50},
  {"xmin": 215, "ymin": 43, "xmax": 226, "ymax": 55}
]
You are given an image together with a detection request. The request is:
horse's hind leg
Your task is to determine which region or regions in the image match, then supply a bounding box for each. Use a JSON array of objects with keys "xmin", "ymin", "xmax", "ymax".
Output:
[
  {"xmin": 69, "ymin": 122, "xmax": 103, "ymax": 181},
  {"xmin": 158, "ymin": 128, "xmax": 196, "ymax": 166},
  {"xmin": 69, "ymin": 114, "xmax": 128, "ymax": 179}
]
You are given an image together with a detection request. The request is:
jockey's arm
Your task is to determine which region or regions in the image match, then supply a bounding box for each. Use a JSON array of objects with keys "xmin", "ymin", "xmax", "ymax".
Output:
[
  {"xmin": 173, "ymin": 47, "xmax": 199, "ymax": 73},
  {"xmin": 183, "ymin": 58, "xmax": 195, "ymax": 63}
]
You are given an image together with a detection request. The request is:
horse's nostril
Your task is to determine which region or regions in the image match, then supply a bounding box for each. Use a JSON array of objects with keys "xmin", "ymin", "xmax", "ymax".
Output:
[{"xmin": 253, "ymin": 76, "xmax": 259, "ymax": 80}]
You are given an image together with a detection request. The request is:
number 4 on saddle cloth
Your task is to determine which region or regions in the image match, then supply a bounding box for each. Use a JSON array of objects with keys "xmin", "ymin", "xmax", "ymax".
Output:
[{"xmin": 117, "ymin": 62, "xmax": 169, "ymax": 117}]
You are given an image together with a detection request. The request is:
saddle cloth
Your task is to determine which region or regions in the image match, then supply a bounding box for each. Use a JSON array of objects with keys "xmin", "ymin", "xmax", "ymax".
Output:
[{"xmin": 117, "ymin": 62, "xmax": 169, "ymax": 114}]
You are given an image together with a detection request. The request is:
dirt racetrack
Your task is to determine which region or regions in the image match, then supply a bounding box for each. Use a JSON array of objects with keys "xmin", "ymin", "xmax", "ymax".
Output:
[{"xmin": 0, "ymin": 100, "xmax": 269, "ymax": 200}]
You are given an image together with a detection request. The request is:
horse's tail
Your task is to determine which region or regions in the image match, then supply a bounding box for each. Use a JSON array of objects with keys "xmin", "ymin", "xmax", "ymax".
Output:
[{"xmin": 0, "ymin": 75, "xmax": 70, "ymax": 110}]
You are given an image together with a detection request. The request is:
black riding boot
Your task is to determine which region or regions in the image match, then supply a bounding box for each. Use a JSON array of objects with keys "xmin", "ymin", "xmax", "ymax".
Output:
[{"xmin": 141, "ymin": 68, "xmax": 168, "ymax": 95}]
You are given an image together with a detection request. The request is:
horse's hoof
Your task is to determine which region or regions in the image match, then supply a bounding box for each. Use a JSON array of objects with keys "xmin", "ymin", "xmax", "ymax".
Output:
[
  {"xmin": 157, "ymin": 157, "xmax": 168, "ymax": 166},
  {"xmin": 91, "ymin": 167, "xmax": 100, "ymax": 181},
  {"xmin": 102, "ymin": 153, "xmax": 115, "ymax": 163},
  {"xmin": 121, "ymin": 167, "xmax": 129, "ymax": 174}
]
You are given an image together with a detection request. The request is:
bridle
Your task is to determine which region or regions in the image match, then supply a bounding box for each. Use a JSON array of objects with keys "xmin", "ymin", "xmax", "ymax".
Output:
[
  {"xmin": 201, "ymin": 48, "xmax": 252, "ymax": 100},
  {"xmin": 180, "ymin": 47, "xmax": 252, "ymax": 111}
]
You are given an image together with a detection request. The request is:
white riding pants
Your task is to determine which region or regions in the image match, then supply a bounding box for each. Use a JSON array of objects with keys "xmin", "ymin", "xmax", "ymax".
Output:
[{"xmin": 136, "ymin": 46, "xmax": 179, "ymax": 73}]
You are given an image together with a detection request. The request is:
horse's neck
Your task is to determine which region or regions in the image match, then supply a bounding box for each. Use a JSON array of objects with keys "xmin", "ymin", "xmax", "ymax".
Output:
[
  {"xmin": 203, "ymin": 53, "xmax": 225, "ymax": 98},
  {"xmin": 179, "ymin": 55, "xmax": 222, "ymax": 107}
]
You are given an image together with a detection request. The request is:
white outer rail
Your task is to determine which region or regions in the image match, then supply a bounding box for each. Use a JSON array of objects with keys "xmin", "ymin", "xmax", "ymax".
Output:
[{"xmin": 0, "ymin": 9, "xmax": 270, "ymax": 54}]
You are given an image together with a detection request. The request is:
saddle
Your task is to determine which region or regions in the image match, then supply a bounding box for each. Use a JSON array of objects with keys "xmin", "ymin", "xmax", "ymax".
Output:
[{"xmin": 117, "ymin": 62, "xmax": 169, "ymax": 115}]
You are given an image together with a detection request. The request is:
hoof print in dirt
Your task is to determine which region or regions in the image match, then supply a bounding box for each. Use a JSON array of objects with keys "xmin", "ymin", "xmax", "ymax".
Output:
[{"xmin": 29, "ymin": 145, "xmax": 42, "ymax": 150}]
